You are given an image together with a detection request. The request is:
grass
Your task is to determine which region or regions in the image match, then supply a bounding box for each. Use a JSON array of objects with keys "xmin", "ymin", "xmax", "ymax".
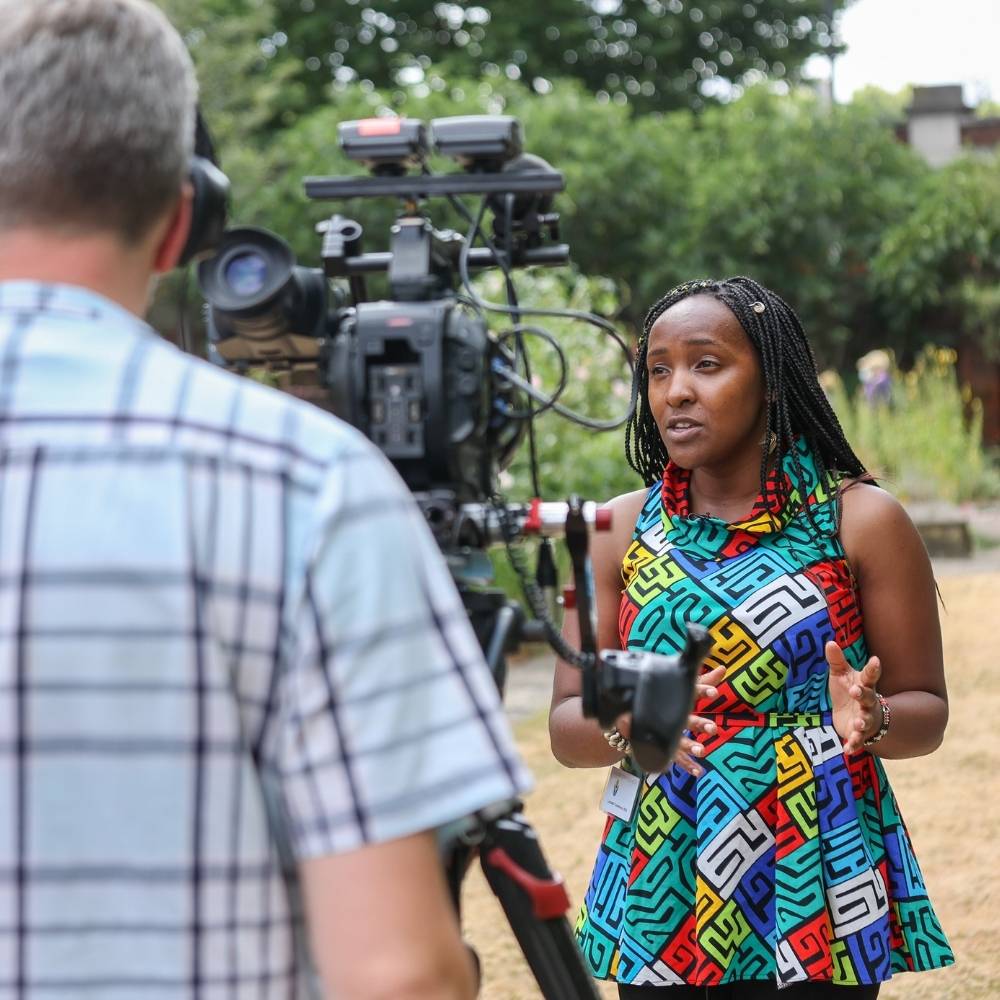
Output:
[{"xmin": 459, "ymin": 571, "xmax": 1000, "ymax": 999}]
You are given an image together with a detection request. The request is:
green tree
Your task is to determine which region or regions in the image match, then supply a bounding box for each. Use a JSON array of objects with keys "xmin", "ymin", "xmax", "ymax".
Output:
[
  {"xmin": 158, "ymin": 0, "xmax": 309, "ymax": 136},
  {"xmin": 505, "ymin": 85, "xmax": 924, "ymax": 365},
  {"xmin": 256, "ymin": 0, "xmax": 850, "ymax": 115},
  {"xmin": 146, "ymin": 3, "xmax": 998, "ymax": 508},
  {"xmin": 870, "ymin": 152, "xmax": 1000, "ymax": 359},
  {"xmin": 657, "ymin": 87, "xmax": 927, "ymax": 366},
  {"xmin": 847, "ymin": 84, "xmax": 911, "ymax": 123},
  {"xmin": 155, "ymin": 0, "xmax": 930, "ymax": 370}
]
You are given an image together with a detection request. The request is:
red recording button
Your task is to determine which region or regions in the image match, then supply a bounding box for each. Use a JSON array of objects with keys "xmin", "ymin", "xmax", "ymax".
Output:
[{"xmin": 357, "ymin": 117, "xmax": 403, "ymax": 136}]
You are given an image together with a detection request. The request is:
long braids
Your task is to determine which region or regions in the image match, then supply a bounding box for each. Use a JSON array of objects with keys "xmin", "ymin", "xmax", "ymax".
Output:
[{"xmin": 625, "ymin": 276, "xmax": 873, "ymax": 537}]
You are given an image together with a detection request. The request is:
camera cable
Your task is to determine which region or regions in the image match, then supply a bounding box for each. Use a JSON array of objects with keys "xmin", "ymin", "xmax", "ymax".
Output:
[
  {"xmin": 457, "ymin": 198, "xmax": 634, "ymax": 431},
  {"xmin": 491, "ymin": 497, "xmax": 592, "ymax": 672}
]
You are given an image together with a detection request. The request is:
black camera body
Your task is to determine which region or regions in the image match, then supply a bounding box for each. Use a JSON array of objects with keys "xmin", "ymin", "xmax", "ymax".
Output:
[{"xmin": 326, "ymin": 297, "xmax": 520, "ymax": 501}]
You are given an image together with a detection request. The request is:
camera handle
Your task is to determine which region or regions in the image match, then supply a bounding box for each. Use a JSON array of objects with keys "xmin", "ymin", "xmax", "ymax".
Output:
[{"xmin": 562, "ymin": 497, "xmax": 713, "ymax": 774}]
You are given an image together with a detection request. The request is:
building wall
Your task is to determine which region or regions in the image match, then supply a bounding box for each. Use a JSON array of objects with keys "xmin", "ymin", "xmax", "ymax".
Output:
[
  {"xmin": 907, "ymin": 113, "xmax": 964, "ymax": 168},
  {"xmin": 962, "ymin": 118, "xmax": 1000, "ymax": 150}
]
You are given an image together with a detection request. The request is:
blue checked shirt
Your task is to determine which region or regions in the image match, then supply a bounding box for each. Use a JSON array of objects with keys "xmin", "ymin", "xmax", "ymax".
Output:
[{"xmin": 0, "ymin": 282, "xmax": 531, "ymax": 997}]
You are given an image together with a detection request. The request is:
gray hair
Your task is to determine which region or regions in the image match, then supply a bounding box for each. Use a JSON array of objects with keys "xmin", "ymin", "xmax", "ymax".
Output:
[{"xmin": 0, "ymin": 0, "xmax": 197, "ymax": 243}]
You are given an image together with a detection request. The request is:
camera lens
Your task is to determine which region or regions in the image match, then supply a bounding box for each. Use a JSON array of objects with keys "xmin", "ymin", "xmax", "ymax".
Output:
[{"xmin": 224, "ymin": 252, "xmax": 269, "ymax": 297}]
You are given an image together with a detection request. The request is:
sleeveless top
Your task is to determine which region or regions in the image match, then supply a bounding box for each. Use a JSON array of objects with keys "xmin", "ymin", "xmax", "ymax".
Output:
[{"xmin": 575, "ymin": 439, "xmax": 954, "ymax": 988}]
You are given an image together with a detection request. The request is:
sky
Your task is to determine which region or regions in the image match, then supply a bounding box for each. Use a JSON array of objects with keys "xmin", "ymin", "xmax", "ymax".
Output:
[{"xmin": 806, "ymin": 0, "xmax": 1000, "ymax": 106}]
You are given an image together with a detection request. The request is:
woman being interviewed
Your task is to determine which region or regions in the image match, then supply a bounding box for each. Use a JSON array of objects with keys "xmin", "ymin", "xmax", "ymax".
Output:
[{"xmin": 549, "ymin": 277, "xmax": 953, "ymax": 998}]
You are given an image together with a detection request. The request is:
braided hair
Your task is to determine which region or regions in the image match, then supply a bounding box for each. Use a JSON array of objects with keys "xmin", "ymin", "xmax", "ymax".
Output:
[{"xmin": 625, "ymin": 276, "xmax": 872, "ymax": 537}]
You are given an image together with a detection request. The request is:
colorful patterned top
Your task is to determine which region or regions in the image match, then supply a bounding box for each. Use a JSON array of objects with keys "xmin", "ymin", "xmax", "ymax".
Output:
[{"xmin": 575, "ymin": 439, "xmax": 953, "ymax": 988}]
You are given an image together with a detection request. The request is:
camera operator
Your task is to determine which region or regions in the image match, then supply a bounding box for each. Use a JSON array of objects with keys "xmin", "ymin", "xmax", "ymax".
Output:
[{"xmin": 0, "ymin": 2, "xmax": 531, "ymax": 998}]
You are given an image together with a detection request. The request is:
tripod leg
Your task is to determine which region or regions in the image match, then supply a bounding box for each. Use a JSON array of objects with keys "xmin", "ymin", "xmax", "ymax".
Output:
[
  {"xmin": 479, "ymin": 808, "xmax": 602, "ymax": 1000},
  {"xmin": 454, "ymin": 587, "xmax": 599, "ymax": 997},
  {"xmin": 461, "ymin": 588, "xmax": 523, "ymax": 697}
]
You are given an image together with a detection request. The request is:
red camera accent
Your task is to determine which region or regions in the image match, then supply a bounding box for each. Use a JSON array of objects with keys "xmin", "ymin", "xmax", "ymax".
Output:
[
  {"xmin": 357, "ymin": 118, "xmax": 403, "ymax": 137},
  {"xmin": 524, "ymin": 497, "xmax": 543, "ymax": 533}
]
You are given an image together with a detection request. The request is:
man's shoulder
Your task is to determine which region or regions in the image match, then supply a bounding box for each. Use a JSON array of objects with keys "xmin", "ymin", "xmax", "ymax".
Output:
[{"xmin": 153, "ymin": 337, "xmax": 376, "ymax": 475}]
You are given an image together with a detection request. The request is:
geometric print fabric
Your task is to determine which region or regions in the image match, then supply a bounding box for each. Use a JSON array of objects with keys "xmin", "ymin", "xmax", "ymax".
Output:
[{"xmin": 576, "ymin": 440, "xmax": 954, "ymax": 987}]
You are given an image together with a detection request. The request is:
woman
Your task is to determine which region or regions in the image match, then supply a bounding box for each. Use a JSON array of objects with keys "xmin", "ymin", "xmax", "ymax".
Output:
[{"xmin": 549, "ymin": 277, "xmax": 953, "ymax": 998}]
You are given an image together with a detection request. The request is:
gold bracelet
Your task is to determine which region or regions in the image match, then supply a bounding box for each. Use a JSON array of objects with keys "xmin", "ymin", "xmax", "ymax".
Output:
[{"xmin": 863, "ymin": 692, "xmax": 891, "ymax": 748}]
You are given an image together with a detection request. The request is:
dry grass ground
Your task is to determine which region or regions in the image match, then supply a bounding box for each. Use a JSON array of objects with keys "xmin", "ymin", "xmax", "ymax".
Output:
[{"xmin": 460, "ymin": 572, "xmax": 1000, "ymax": 999}]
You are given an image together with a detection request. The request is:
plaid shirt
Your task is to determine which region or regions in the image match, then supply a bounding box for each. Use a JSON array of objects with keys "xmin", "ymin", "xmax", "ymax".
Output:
[{"xmin": 0, "ymin": 282, "xmax": 531, "ymax": 998}]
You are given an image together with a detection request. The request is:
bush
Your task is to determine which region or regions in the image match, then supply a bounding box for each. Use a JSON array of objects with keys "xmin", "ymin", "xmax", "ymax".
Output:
[{"xmin": 825, "ymin": 346, "xmax": 1000, "ymax": 503}]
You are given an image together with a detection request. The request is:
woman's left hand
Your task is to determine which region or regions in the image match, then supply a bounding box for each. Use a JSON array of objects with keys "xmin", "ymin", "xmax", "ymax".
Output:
[{"xmin": 827, "ymin": 640, "xmax": 882, "ymax": 754}]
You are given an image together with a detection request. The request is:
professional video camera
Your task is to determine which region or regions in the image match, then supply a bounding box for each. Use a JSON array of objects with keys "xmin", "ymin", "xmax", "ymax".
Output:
[
  {"xmin": 198, "ymin": 116, "xmax": 556, "ymax": 509},
  {"xmin": 197, "ymin": 114, "xmax": 712, "ymax": 999}
]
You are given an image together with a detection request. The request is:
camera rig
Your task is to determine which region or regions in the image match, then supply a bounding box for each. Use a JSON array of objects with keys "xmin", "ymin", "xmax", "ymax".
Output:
[{"xmin": 197, "ymin": 114, "xmax": 712, "ymax": 998}]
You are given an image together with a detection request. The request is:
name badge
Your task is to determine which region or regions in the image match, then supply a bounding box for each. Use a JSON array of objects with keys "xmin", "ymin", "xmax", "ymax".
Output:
[{"xmin": 599, "ymin": 765, "xmax": 641, "ymax": 823}]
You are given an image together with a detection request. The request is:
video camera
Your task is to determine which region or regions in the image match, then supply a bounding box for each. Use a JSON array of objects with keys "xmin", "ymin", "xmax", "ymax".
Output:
[
  {"xmin": 196, "ymin": 114, "xmax": 712, "ymax": 999},
  {"xmin": 198, "ymin": 115, "xmax": 563, "ymax": 513}
]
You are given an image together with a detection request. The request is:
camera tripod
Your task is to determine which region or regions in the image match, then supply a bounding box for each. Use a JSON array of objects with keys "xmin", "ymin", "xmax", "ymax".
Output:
[
  {"xmin": 434, "ymin": 497, "xmax": 709, "ymax": 997},
  {"xmin": 444, "ymin": 583, "xmax": 602, "ymax": 1000}
]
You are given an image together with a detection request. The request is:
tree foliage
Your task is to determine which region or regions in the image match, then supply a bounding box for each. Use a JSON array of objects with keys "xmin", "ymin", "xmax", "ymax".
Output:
[
  {"xmin": 149, "ymin": 0, "xmax": 1000, "ymax": 510},
  {"xmin": 482, "ymin": 83, "xmax": 928, "ymax": 365},
  {"xmin": 223, "ymin": 0, "xmax": 852, "ymax": 115},
  {"xmin": 871, "ymin": 152, "xmax": 1000, "ymax": 359},
  {"xmin": 159, "ymin": 0, "xmax": 309, "ymax": 135}
]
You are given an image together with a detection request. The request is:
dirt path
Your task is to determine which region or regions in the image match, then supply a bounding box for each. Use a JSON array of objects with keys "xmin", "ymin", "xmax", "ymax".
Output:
[{"xmin": 461, "ymin": 570, "xmax": 1000, "ymax": 999}]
